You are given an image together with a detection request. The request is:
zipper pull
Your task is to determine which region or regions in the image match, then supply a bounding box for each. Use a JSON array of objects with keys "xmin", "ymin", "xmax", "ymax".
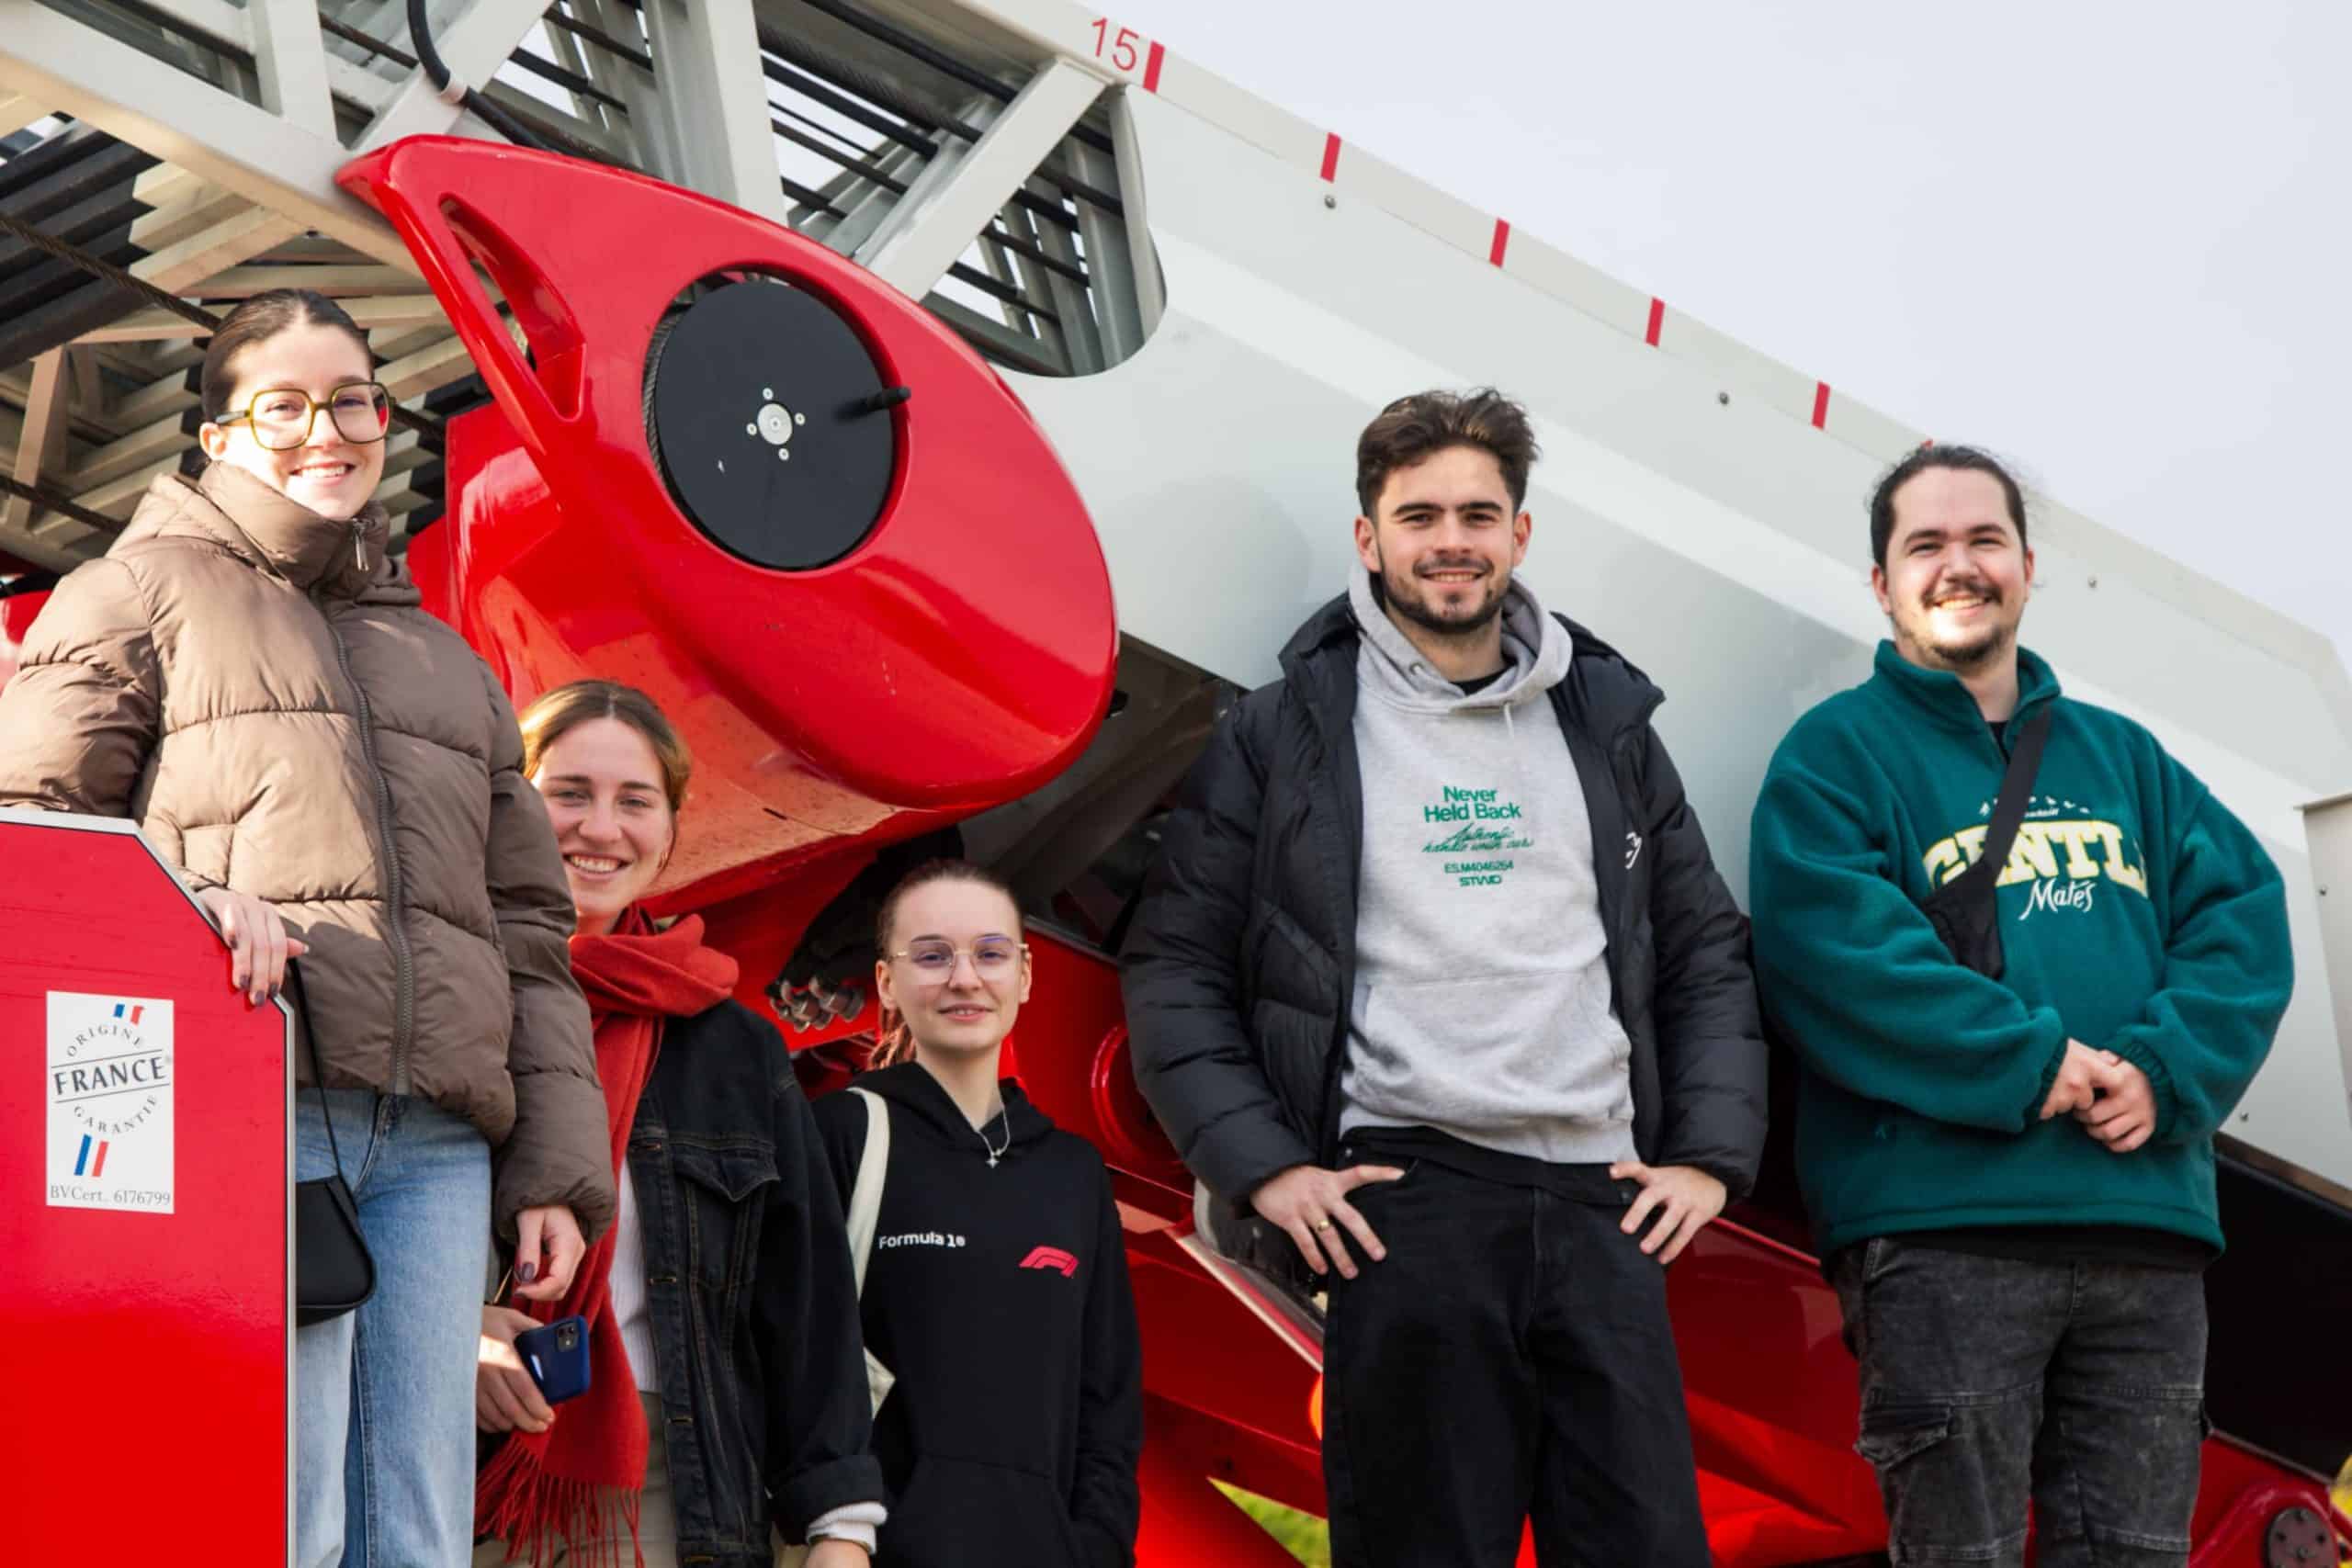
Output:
[{"xmin": 352, "ymin": 520, "xmax": 367, "ymax": 573}]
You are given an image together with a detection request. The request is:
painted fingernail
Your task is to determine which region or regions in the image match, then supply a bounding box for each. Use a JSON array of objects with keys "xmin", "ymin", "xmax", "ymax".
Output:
[{"xmin": 517, "ymin": 1262, "xmax": 538, "ymax": 1284}]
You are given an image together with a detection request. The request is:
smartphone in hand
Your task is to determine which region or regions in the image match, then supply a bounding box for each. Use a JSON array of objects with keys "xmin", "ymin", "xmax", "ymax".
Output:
[{"xmin": 514, "ymin": 1315, "xmax": 592, "ymax": 1404}]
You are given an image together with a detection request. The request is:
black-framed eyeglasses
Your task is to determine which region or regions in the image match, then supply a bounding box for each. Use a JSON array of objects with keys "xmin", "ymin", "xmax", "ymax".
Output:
[
  {"xmin": 217, "ymin": 381, "xmax": 392, "ymax": 450},
  {"xmin": 888, "ymin": 939, "xmax": 1028, "ymax": 979}
]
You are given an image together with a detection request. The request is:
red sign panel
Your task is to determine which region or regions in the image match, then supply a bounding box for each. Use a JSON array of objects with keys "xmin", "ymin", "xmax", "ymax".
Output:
[{"xmin": 0, "ymin": 811, "xmax": 288, "ymax": 1560}]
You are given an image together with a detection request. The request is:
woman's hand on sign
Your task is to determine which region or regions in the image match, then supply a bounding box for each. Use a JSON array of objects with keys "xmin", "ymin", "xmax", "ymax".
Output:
[
  {"xmin": 511, "ymin": 1203, "xmax": 587, "ymax": 1301},
  {"xmin": 195, "ymin": 886, "xmax": 307, "ymax": 1006},
  {"xmin": 476, "ymin": 1304, "xmax": 556, "ymax": 1434}
]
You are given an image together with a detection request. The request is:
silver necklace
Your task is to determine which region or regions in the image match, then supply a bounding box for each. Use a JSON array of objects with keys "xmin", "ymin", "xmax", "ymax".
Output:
[{"xmin": 977, "ymin": 1107, "xmax": 1008, "ymax": 1168}]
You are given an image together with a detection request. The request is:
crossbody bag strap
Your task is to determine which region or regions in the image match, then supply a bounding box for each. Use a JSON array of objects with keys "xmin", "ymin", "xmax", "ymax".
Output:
[
  {"xmin": 1957, "ymin": 705, "xmax": 2055, "ymax": 895},
  {"xmin": 845, "ymin": 1088, "xmax": 889, "ymax": 1296},
  {"xmin": 284, "ymin": 958, "xmax": 348, "ymax": 1181}
]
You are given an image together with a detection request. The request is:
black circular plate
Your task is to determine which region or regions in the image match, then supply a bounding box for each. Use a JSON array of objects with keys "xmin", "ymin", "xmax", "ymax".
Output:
[
  {"xmin": 2265, "ymin": 1507, "xmax": 2331, "ymax": 1568},
  {"xmin": 646, "ymin": 278, "xmax": 895, "ymax": 570}
]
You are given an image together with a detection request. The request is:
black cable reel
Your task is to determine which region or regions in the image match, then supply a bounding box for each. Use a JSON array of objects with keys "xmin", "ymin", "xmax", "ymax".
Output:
[{"xmin": 643, "ymin": 277, "xmax": 908, "ymax": 571}]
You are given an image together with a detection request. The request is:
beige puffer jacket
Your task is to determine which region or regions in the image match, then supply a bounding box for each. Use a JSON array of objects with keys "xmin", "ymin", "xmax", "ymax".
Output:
[{"xmin": 0, "ymin": 464, "xmax": 615, "ymax": 1239}]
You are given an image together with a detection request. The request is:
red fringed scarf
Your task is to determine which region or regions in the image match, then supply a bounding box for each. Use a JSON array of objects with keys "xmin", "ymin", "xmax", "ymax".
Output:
[{"xmin": 476, "ymin": 908, "xmax": 738, "ymax": 1567}]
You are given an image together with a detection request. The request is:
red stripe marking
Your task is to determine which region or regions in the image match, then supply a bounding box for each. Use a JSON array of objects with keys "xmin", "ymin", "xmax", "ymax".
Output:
[
  {"xmin": 1488, "ymin": 219, "xmax": 1510, "ymax": 266},
  {"xmin": 91, "ymin": 1141, "xmax": 108, "ymax": 1179},
  {"xmin": 1142, "ymin": 40, "xmax": 1165, "ymax": 93},
  {"xmin": 1812, "ymin": 381, "xmax": 1831, "ymax": 429},
  {"xmin": 1645, "ymin": 297, "xmax": 1665, "ymax": 346},
  {"xmin": 1319, "ymin": 133, "xmax": 1341, "ymax": 183}
]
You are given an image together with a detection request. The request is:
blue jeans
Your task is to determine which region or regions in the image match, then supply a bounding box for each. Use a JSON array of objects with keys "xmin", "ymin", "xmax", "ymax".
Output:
[
  {"xmin": 1831, "ymin": 1238, "xmax": 2209, "ymax": 1567},
  {"xmin": 297, "ymin": 1090, "xmax": 492, "ymax": 1568}
]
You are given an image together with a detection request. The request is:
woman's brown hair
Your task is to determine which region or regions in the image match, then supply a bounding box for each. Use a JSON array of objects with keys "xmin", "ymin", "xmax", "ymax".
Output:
[
  {"xmin": 868, "ymin": 859, "xmax": 1023, "ymax": 1069},
  {"xmin": 199, "ymin": 288, "xmax": 375, "ymax": 423},
  {"xmin": 518, "ymin": 680, "xmax": 694, "ymax": 817}
]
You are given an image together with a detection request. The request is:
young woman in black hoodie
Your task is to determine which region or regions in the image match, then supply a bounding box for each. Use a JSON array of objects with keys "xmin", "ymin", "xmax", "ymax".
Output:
[{"xmin": 810, "ymin": 860, "xmax": 1143, "ymax": 1568}]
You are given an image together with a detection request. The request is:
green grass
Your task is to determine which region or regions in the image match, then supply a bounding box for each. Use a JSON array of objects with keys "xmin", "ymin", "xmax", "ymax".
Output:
[{"xmin": 1212, "ymin": 1482, "xmax": 1330, "ymax": 1567}]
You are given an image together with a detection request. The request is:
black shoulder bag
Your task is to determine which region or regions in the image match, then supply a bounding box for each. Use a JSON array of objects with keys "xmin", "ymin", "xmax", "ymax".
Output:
[
  {"xmin": 289, "ymin": 966, "xmax": 377, "ymax": 1326},
  {"xmin": 1917, "ymin": 705, "xmax": 2053, "ymax": 980}
]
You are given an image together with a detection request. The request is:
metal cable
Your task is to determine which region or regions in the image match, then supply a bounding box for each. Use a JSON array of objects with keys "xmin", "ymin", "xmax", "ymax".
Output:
[
  {"xmin": 319, "ymin": 14, "xmax": 417, "ymax": 70},
  {"xmin": 543, "ymin": 8, "xmax": 653, "ymax": 73},
  {"xmin": 755, "ymin": 22, "xmax": 1121, "ymax": 219},
  {"xmin": 788, "ymin": 0, "xmax": 1117, "ymax": 159},
  {"xmin": 0, "ymin": 472, "xmax": 131, "ymax": 536}
]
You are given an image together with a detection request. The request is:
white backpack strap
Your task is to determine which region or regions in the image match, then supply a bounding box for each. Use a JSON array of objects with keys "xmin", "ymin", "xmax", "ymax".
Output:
[{"xmin": 844, "ymin": 1088, "xmax": 889, "ymax": 1296}]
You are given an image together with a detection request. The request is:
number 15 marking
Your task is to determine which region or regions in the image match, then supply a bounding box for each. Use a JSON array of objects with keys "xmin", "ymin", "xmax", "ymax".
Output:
[{"xmin": 1091, "ymin": 17, "xmax": 1143, "ymax": 73}]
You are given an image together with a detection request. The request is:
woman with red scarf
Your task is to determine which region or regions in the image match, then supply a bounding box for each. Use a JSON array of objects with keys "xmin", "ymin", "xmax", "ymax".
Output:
[{"xmin": 473, "ymin": 681, "xmax": 884, "ymax": 1567}]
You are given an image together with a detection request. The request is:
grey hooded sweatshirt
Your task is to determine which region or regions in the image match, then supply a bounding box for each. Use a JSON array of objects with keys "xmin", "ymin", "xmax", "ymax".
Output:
[{"xmin": 1339, "ymin": 566, "xmax": 1638, "ymax": 1165}]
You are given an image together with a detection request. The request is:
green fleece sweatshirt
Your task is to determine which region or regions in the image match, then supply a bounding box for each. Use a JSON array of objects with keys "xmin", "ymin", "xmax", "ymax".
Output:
[{"xmin": 1748, "ymin": 641, "xmax": 2290, "ymax": 1257}]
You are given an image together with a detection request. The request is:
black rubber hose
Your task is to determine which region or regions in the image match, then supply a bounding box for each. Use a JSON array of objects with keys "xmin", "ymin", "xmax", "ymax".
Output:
[{"xmin": 407, "ymin": 0, "xmax": 551, "ymax": 152}]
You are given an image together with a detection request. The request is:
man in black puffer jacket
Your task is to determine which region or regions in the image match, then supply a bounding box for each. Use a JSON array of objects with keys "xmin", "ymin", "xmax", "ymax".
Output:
[{"xmin": 1122, "ymin": 389, "xmax": 1766, "ymax": 1568}]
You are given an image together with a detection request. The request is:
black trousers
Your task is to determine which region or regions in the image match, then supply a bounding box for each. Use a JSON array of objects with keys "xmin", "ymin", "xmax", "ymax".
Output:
[{"xmin": 1321, "ymin": 1132, "xmax": 1711, "ymax": 1568}]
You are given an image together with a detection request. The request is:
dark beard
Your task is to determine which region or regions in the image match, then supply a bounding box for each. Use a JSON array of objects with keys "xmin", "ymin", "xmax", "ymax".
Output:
[{"xmin": 1378, "ymin": 560, "xmax": 1507, "ymax": 641}]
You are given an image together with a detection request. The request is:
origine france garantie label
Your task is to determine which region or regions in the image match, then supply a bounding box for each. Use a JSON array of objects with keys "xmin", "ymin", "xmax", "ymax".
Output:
[{"xmin": 46, "ymin": 992, "xmax": 175, "ymax": 1214}]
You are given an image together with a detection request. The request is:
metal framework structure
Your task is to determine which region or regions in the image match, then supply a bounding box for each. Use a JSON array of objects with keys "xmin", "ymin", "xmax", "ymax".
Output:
[{"xmin": 0, "ymin": 0, "xmax": 1160, "ymax": 570}]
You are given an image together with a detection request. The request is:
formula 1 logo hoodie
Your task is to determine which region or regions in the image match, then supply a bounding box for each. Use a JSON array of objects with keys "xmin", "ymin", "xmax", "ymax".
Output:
[{"xmin": 809, "ymin": 1062, "xmax": 1142, "ymax": 1567}]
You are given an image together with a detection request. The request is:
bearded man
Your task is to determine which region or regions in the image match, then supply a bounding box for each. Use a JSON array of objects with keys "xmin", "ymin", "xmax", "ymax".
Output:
[
  {"xmin": 1747, "ymin": 445, "xmax": 2290, "ymax": 1568},
  {"xmin": 1122, "ymin": 388, "xmax": 1766, "ymax": 1567}
]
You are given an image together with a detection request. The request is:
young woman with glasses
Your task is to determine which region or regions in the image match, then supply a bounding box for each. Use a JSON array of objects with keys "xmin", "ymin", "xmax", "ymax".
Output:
[
  {"xmin": 809, "ymin": 861, "xmax": 1144, "ymax": 1568},
  {"xmin": 0, "ymin": 288, "xmax": 616, "ymax": 1567},
  {"xmin": 474, "ymin": 680, "xmax": 885, "ymax": 1568}
]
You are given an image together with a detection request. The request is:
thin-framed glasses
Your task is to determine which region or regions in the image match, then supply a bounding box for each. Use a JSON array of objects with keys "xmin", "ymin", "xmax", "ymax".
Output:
[
  {"xmin": 217, "ymin": 381, "xmax": 392, "ymax": 450},
  {"xmin": 889, "ymin": 938, "xmax": 1028, "ymax": 979}
]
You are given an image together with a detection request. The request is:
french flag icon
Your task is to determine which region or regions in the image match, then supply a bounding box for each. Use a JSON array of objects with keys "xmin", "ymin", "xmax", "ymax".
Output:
[
  {"xmin": 112, "ymin": 1003, "xmax": 143, "ymax": 1024},
  {"xmin": 74, "ymin": 1135, "xmax": 110, "ymax": 1178}
]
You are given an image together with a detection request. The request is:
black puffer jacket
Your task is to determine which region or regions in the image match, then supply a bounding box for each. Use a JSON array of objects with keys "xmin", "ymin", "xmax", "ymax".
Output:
[{"xmin": 1122, "ymin": 593, "xmax": 1766, "ymax": 1233}]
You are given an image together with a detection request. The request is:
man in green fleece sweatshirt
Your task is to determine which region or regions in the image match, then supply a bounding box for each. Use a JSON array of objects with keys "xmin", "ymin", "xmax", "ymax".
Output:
[{"xmin": 1748, "ymin": 445, "xmax": 2291, "ymax": 1568}]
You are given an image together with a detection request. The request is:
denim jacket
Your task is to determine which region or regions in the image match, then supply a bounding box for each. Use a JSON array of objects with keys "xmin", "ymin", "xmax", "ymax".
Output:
[{"xmin": 624, "ymin": 999, "xmax": 882, "ymax": 1564}]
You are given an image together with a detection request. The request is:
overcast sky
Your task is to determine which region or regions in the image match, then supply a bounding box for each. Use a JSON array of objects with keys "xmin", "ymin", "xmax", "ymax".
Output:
[{"xmin": 1113, "ymin": 0, "xmax": 2351, "ymax": 662}]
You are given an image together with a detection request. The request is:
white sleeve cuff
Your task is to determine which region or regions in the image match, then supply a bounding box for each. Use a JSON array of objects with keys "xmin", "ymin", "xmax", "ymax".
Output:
[{"xmin": 803, "ymin": 1499, "xmax": 888, "ymax": 1554}]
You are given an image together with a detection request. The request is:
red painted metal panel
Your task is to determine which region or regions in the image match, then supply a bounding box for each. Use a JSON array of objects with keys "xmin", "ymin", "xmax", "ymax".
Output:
[{"xmin": 0, "ymin": 814, "xmax": 288, "ymax": 1560}]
